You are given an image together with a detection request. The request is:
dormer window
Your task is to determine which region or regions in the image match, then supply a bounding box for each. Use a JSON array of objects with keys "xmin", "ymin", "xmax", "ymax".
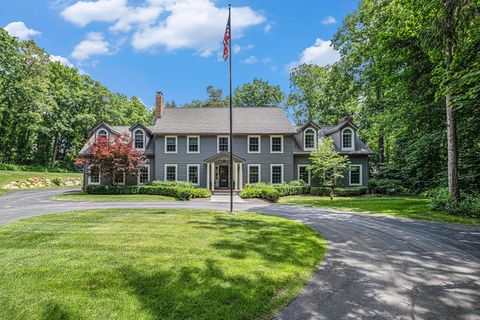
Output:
[
  {"xmin": 304, "ymin": 128, "xmax": 317, "ymax": 150},
  {"xmin": 96, "ymin": 129, "xmax": 108, "ymax": 141},
  {"xmin": 134, "ymin": 129, "xmax": 145, "ymax": 150},
  {"xmin": 342, "ymin": 128, "xmax": 354, "ymax": 150}
]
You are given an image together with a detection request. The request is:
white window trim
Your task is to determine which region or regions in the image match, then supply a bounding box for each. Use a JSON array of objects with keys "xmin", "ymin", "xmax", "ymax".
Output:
[
  {"xmin": 247, "ymin": 164, "xmax": 261, "ymax": 184},
  {"xmin": 88, "ymin": 165, "xmax": 101, "ymax": 185},
  {"xmin": 270, "ymin": 135, "xmax": 284, "ymax": 154},
  {"xmin": 133, "ymin": 128, "xmax": 146, "ymax": 151},
  {"xmin": 247, "ymin": 135, "xmax": 261, "ymax": 154},
  {"xmin": 297, "ymin": 165, "xmax": 311, "ymax": 185},
  {"xmin": 187, "ymin": 135, "xmax": 200, "ymax": 154},
  {"xmin": 96, "ymin": 129, "xmax": 109, "ymax": 140},
  {"xmin": 137, "ymin": 165, "xmax": 150, "ymax": 185},
  {"xmin": 217, "ymin": 135, "xmax": 230, "ymax": 153},
  {"xmin": 164, "ymin": 136, "xmax": 178, "ymax": 154},
  {"xmin": 349, "ymin": 164, "xmax": 363, "ymax": 186},
  {"xmin": 164, "ymin": 164, "xmax": 178, "ymax": 181},
  {"xmin": 341, "ymin": 128, "xmax": 355, "ymax": 151},
  {"xmin": 270, "ymin": 164, "xmax": 284, "ymax": 185},
  {"xmin": 187, "ymin": 164, "xmax": 200, "ymax": 185},
  {"xmin": 303, "ymin": 128, "xmax": 317, "ymax": 151}
]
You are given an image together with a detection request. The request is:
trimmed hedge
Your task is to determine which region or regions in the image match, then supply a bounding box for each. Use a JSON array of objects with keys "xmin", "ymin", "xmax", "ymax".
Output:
[
  {"xmin": 275, "ymin": 185, "xmax": 310, "ymax": 196},
  {"xmin": 85, "ymin": 185, "xmax": 140, "ymax": 194},
  {"xmin": 310, "ymin": 186, "xmax": 368, "ymax": 197},
  {"xmin": 85, "ymin": 184, "xmax": 211, "ymax": 200},
  {"xmin": 240, "ymin": 187, "xmax": 280, "ymax": 202}
]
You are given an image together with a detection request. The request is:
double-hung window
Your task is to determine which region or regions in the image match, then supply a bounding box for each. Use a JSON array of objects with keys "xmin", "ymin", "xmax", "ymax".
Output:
[
  {"xmin": 248, "ymin": 136, "xmax": 261, "ymax": 153},
  {"xmin": 349, "ymin": 164, "xmax": 362, "ymax": 186},
  {"xmin": 138, "ymin": 166, "xmax": 150, "ymax": 184},
  {"xmin": 248, "ymin": 164, "xmax": 261, "ymax": 184},
  {"xmin": 342, "ymin": 128, "xmax": 354, "ymax": 151},
  {"xmin": 165, "ymin": 136, "xmax": 177, "ymax": 153},
  {"xmin": 134, "ymin": 129, "xmax": 145, "ymax": 150},
  {"xmin": 270, "ymin": 164, "xmax": 283, "ymax": 185},
  {"xmin": 88, "ymin": 166, "xmax": 101, "ymax": 185},
  {"xmin": 270, "ymin": 135, "xmax": 283, "ymax": 153},
  {"xmin": 187, "ymin": 164, "xmax": 200, "ymax": 185},
  {"xmin": 298, "ymin": 165, "xmax": 310, "ymax": 185},
  {"xmin": 165, "ymin": 164, "xmax": 177, "ymax": 181},
  {"xmin": 217, "ymin": 136, "xmax": 229, "ymax": 152},
  {"xmin": 187, "ymin": 136, "xmax": 200, "ymax": 153},
  {"xmin": 304, "ymin": 128, "xmax": 316, "ymax": 150}
]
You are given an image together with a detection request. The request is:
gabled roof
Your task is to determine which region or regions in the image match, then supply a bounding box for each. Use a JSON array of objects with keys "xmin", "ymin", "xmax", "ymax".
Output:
[
  {"xmin": 204, "ymin": 151, "xmax": 246, "ymax": 163},
  {"xmin": 152, "ymin": 107, "xmax": 297, "ymax": 135},
  {"xmin": 296, "ymin": 121, "xmax": 320, "ymax": 132}
]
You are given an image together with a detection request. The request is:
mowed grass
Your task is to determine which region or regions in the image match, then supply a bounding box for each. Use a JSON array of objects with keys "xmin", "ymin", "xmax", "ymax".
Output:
[
  {"xmin": 52, "ymin": 192, "xmax": 176, "ymax": 202},
  {"xmin": 0, "ymin": 209, "xmax": 326, "ymax": 320},
  {"xmin": 279, "ymin": 195, "xmax": 480, "ymax": 225}
]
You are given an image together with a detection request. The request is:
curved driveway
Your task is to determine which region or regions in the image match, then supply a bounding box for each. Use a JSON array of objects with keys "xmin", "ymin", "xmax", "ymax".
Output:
[{"xmin": 1, "ymin": 189, "xmax": 480, "ymax": 320}]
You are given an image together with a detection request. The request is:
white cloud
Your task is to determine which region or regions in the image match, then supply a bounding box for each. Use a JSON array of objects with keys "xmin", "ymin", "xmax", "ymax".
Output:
[
  {"xmin": 3, "ymin": 22, "xmax": 40, "ymax": 40},
  {"xmin": 50, "ymin": 55, "xmax": 74, "ymax": 67},
  {"xmin": 287, "ymin": 38, "xmax": 340, "ymax": 70},
  {"xmin": 131, "ymin": 0, "xmax": 265, "ymax": 56},
  {"xmin": 61, "ymin": 0, "xmax": 128, "ymax": 27},
  {"xmin": 109, "ymin": 5, "xmax": 163, "ymax": 32},
  {"xmin": 264, "ymin": 23, "xmax": 272, "ymax": 33},
  {"xmin": 241, "ymin": 55, "xmax": 258, "ymax": 64},
  {"xmin": 321, "ymin": 16, "xmax": 336, "ymax": 25},
  {"xmin": 71, "ymin": 32, "xmax": 110, "ymax": 60}
]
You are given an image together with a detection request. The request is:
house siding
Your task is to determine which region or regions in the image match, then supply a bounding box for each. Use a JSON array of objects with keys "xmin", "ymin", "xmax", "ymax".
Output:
[{"xmin": 154, "ymin": 135, "xmax": 295, "ymax": 187}]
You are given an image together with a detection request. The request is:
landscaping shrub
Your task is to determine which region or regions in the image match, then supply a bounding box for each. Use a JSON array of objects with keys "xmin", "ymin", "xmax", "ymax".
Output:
[
  {"xmin": 310, "ymin": 186, "xmax": 368, "ymax": 197},
  {"xmin": 240, "ymin": 184, "xmax": 281, "ymax": 202},
  {"xmin": 423, "ymin": 187, "xmax": 480, "ymax": 217},
  {"xmin": 140, "ymin": 186, "xmax": 211, "ymax": 200},
  {"xmin": 148, "ymin": 180, "xmax": 197, "ymax": 188},
  {"xmin": 85, "ymin": 185, "xmax": 140, "ymax": 195},
  {"xmin": 51, "ymin": 177, "xmax": 63, "ymax": 186},
  {"xmin": 368, "ymin": 178, "xmax": 409, "ymax": 195}
]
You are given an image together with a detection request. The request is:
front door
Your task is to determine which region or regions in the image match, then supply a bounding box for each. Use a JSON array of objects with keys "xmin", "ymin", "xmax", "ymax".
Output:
[{"xmin": 218, "ymin": 165, "xmax": 229, "ymax": 188}]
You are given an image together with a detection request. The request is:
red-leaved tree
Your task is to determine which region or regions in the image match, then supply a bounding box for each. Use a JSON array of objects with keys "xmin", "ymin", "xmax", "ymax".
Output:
[{"xmin": 75, "ymin": 133, "xmax": 147, "ymax": 185}]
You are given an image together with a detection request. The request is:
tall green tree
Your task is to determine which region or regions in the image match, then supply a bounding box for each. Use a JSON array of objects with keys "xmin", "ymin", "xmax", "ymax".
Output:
[{"xmin": 233, "ymin": 78, "xmax": 284, "ymax": 108}]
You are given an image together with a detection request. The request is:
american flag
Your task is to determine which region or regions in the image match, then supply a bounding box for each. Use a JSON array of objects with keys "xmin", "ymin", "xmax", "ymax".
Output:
[{"xmin": 223, "ymin": 14, "xmax": 231, "ymax": 61}]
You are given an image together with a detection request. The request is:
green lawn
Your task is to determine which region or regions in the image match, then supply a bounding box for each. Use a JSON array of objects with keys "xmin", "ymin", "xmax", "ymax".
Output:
[
  {"xmin": 279, "ymin": 195, "xmax": 480, "ymax": 225},
  {"xmin": 0, "ymin": 209, "xmax": 326, "ymax": 320},
  {"xmin": 52, "ymin": 192, "xmax": 176, "ymax": 202}
]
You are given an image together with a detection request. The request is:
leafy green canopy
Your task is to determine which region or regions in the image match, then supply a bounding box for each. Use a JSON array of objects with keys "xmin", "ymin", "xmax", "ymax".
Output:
[{"xmin": 0, "ymin": 29, "xmax": 151, "ymax": 169}]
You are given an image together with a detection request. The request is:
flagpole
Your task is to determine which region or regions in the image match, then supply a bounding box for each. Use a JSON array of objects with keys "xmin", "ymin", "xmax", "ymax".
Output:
[{"xmin": 228, "ymin": 4, "xmax": 234, "ymax": 214}]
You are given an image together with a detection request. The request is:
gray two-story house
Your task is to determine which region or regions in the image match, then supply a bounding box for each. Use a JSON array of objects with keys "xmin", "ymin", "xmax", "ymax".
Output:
[{"xmin": 80, "ymin": 91, "xmax": 373, "ymax": 190}]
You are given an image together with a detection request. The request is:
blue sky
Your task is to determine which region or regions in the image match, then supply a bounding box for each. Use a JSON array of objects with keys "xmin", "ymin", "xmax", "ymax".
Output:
[{"xmin": 2, "ymin": 0, "xmax": 359, "ymax": 109}]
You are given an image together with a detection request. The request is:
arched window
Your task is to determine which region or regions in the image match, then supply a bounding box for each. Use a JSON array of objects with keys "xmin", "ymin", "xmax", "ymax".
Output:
[
  {"xmin": 134, "ymin": 129, "xmax": 145, "ymax": 149},
  {"xmin": 342, "ymin": 128, "xmax": 354, "ymax": 150},
  {"xmin": 304, "ymin": 128, "xmax": 316, "ymax": 150},
  {"xmin": 96, "ymin": 129, "xmax": 108, "ymax": 141}
]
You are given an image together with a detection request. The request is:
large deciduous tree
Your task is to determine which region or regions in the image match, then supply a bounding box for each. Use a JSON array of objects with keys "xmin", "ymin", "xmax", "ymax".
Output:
[{"xmin": 233, "ymin": 78, "xmax": 285, "ymax": 108}]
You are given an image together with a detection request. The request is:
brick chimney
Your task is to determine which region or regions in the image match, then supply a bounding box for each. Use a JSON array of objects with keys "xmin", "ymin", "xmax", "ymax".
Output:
[{"xmin": 155, "ymin": 91, "xmax": 164, "ymax": 118}]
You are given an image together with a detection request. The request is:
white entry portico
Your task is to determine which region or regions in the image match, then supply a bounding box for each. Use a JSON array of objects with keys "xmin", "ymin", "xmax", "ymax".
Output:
[{"xmin": 204, "ymin": 151, "xmax": 244, "ymax": 191}]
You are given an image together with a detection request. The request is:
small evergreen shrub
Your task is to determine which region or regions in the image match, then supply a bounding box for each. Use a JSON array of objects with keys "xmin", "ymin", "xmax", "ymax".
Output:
[
  {"xmin": 148, "ymin": 180, "xmax": 197, "ymax": 188},
  {"xmin": 240, "ymin": 186, "xmax": 280, "ymax": 202},
  {"xmin": 51, "ymin": 177, "xmax": 63, "ymax": 186}
]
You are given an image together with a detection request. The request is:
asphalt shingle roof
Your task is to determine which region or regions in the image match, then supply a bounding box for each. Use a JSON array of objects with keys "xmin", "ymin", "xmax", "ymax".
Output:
[{"xmin": 152, "ymin": 107, "xmax": 297, "ymax": 135}]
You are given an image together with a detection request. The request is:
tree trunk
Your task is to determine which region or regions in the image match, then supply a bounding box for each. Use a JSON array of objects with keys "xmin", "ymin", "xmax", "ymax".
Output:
[
  {"xmin": 50, "ymin": 133, "xmax": 59, "ymax": 168},
  {"xmin": 378, "ymin": 133, "xmax": 385, "ymax": 163},
  {"xmin": 445, "ymin": 43, "xmax": 460, "ymax": 201}
]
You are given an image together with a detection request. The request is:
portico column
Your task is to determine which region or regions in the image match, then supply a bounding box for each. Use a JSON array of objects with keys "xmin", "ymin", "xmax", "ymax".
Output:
[
  {"xmin": 211, "ymin": 163, "xmax": 215, "ymax": 190},
  {"xmin": 206, "ymin": 163, "xmax": 210, "ymax": 190},
  {"xmin": 233, "ymin": 161, "xmax": 238, "ymax": 190},
  {"xmin": 239, "ymin": 163, "xmax": 243, "ymax": 190}
]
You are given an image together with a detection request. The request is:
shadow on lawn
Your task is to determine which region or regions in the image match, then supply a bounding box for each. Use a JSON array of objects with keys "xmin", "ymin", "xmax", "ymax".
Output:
[{"xmin": 121, "ymin": 215, "xmax": 326, "ymax": 320}]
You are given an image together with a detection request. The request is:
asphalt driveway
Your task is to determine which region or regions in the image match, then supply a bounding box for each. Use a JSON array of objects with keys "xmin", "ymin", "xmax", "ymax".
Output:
[{"xmin": 1, "ymin": 189, "xmax": 479, "ymax": 320}]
